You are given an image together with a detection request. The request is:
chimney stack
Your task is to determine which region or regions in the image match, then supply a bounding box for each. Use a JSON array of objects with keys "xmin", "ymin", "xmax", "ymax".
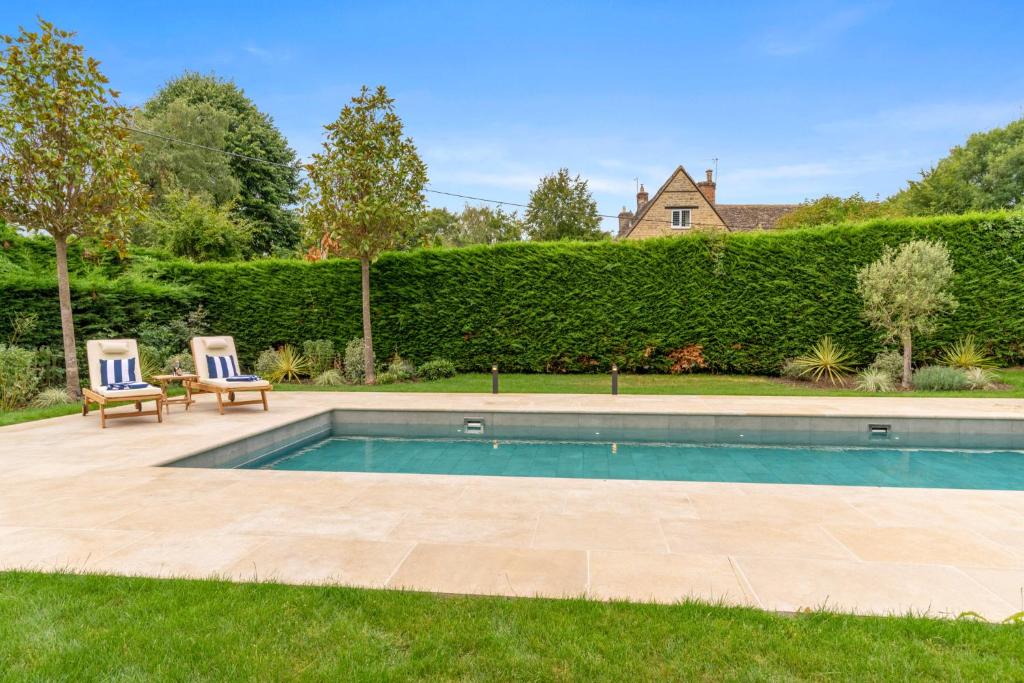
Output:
[
  {"xmin": 636, "ymin": 184, "xmax": 648, "ymax": 211},
  {"xmin": 617, "ymin": 206, "xmax": 634, "ymax": 237},
  {"xmin": 697, "ymin": 169, "xmax": 716, "ymax": 205}
]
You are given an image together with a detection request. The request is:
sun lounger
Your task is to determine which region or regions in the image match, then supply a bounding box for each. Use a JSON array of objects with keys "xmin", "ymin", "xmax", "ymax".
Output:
[
  {"xmin": 82, "ymin": 339, "xmax": 164, "ymax": 428},
  {"xmin": 188, "ymin": 336, "xmax": 271, "ymax": 414}
]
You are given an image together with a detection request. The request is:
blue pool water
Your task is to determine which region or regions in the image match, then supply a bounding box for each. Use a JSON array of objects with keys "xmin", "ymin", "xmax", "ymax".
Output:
[{"xmin": 246, "ymin": 436, "xmax": 1024, "ymax": 490}]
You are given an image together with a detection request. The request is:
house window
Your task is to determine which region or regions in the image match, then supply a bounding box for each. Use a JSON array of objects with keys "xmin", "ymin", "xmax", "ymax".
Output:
[{"xmin": 671, "ymin": 209, "xmax": 691, "ymax": 228}]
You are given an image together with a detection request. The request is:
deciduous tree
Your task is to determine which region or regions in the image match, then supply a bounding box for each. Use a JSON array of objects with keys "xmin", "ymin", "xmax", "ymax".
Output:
[
  {"xmin": 140, "ymin": 72, "xmax": 301, "ymax": 253},
  {"xmin": 775, "ymin": 193, "xmax": 898, "ymax": 229},
  {"xmin": 0, "ymin": 20, "xmax": 147, "ymax": 397},
  {"xmin": 301, "ymin": 85, "xmax": 427, "ymax": 384},
  {"xmin": 132, "ymin": 99, "xmax": 239, "ymax": 206},
  {"xmin": 891, "ymin": 116, "xmax": 1024, "ymax": 215},
  {"xmin": 525, "ymin": 169, "xmax": 606, "ymax": 241},
  {"xmin": 856, "ymin": 240, "xmax": 958, "ymax": 388}
]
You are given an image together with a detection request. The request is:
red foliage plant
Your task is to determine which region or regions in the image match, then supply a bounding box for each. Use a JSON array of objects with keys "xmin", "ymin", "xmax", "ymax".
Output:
[{"xmin": 667, "ymin": 344, "xmax": 707, "ymax": 373}]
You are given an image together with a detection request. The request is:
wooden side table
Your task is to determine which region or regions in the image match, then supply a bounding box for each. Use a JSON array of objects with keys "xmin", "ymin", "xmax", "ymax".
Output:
[{"xmin": 152, "ymin": 373, "xmax": 198, "ymax": 413}]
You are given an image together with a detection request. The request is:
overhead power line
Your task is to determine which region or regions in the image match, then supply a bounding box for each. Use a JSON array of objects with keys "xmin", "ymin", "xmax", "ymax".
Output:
[
  {"xmin": 126, "ymin": 125, "xmax": 301, "ymax": 170},
  {"xmin": 125, "ymin": 124, "xmax": 710, "ymax": 228}
]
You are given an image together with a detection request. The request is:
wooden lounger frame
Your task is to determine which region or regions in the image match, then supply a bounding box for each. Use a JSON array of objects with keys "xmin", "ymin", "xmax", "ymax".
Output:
[
  {"xmin": 82, "ymin": 387, "xmax": 164, "ymax": 429},
  {"xmin": 186, "ymin": 380, "xmax": 271, "ymax": 415}
]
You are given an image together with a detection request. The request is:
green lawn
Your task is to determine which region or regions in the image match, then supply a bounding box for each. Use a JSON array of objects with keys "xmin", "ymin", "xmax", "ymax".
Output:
[
  {"xmin": 0, "ymin": 402, "xmax": 82, "ymax": 427},
  {"xmin": 0, "ymin": 572, "xmax": 1020, "ymax": 680},
  {"xmin": 276, "ymin": 368, "xmax": 1024, "ymax": 398},
  {"xmin": 4, "ymin": 370, "xmax": 1024, "ymax": 428}
]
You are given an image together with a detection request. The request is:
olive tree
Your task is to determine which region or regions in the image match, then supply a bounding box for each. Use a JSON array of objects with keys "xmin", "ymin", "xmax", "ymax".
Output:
[
  {"xmin": 856, "ymin": 240, "xmax": 957, "ymax": 388},
  {"xmin": 301, "ymin": 85, "xmax": 426, "ymax": 384},
  {"xmin": 0, "ymin": 20, "xmax": 147, "ymax": 397}
]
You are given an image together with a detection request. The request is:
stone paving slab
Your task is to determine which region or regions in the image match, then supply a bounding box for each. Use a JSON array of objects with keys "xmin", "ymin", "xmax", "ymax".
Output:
[{"xmin": 1, "ymin": 391, "xmax": 1022, "ymax": 620}]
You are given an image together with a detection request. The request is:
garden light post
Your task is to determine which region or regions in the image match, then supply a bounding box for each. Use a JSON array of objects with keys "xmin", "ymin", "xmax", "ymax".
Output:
[
  {"xmin": 492, "ymin": 365, "xmax": 499, "ymax": 394},
  {"xmin": 611, "ymin": 365, "xmax": 619, "ymax": 395}
]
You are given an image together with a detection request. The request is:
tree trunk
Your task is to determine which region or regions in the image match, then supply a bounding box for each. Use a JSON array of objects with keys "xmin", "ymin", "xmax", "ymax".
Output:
[
  {"xmin": 54, "ymin": 234, "xmax": 81, "ymax": 399},
  {"xmin": 901, "ymin": 332, "xmax": 913, "ymax": 390},
  {"xmin": 360, "ymin": 255, "xmax": 376, "ymax": 385}
]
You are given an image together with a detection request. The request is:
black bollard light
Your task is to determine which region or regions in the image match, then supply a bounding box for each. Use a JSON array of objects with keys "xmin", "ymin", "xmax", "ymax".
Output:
[
  {"xmin": 492, "ymin": 365, "xmax": 499, "ymax": 394},
  {"xmin": 611, "ymin": 364, "xmax": 619, "ymax": 395}
]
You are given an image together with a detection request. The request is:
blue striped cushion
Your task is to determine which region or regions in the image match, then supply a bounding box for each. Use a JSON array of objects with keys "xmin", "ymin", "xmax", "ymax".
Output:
[
  {"xmin": 100, "ymin": 357, "xmax": 138, "ymax": 387},
  {"xmin": 206, "ymin": 354, "xmax": 240, "ymax": 379}
]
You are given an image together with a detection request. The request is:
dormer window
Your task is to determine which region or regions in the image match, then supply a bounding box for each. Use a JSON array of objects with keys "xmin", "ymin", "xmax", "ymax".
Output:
[{"xmin": 671, "ymin": 208, "xmax": 691, "ymax": 229}]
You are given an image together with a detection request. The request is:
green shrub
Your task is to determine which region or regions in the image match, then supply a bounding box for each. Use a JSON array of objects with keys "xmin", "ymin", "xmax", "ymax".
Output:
[
  {"xmin": 255, "ymin": 348, "xmax": 280, "ymax": 378},
  {"xmin": 0, "ymin": 344, "xmax": 40, "ymax": 411},
  {"xmin": 33, "ymin": 345, "xmax": 65, "ymax": 388},
  {"xmin": 6, "ymin": 312, "xmax": 38, "ymax": 345},
  {"xmin": 377, "ymin": 356, "xmax": 415, "ymax": 385},
  {"xmin": 788, "ymin": 337, "xmax": 855, "ymax": 384},
  {"xmin": 867, "ymin": 350, "xmax": 903, "ymax": 381},
  {"xmin": 912, "ymin": 366, "xmax": 968, "ymax": 391},
  {"xmin": 418, "ymin": 359, "xmax": 457, "ymax": 381},
  {"xmin": 139, "ymin": 191, "xmax": 253, "ymax": 262},
  {"xmin": 32, "ymin": 387, "xmax": 72, "ymax": 408},
  {"xmin": 855, "ymin": 368, "xmax": 895, "ymax": 392},
  {"xmin": 779, "ymin": 358, "xmax": 805, "ymax": 381},
  {"xmin": 940, "ymin": 335, "xmax": 996, "ymax": 370},
  {"xmin": 343, "ymin": 338, "xmax": 366, "ymax": 384},
  {"xmin": 137, "ymin": 307, "xmax": 208, "ymax": 362},
  {"xmin": 302, "ymin": 339, "xmax": 336, "ymax": 376},
  {"xmin": 163, "ymin": 352, "xmax": 195, "ymax": 375},
  {"xmin": 963, "ymin": 367, "xmax": 996, "ymax": 390},
  {"xmin": 313, "ymin": 369, "xmax": 344, "ymax": 386}
]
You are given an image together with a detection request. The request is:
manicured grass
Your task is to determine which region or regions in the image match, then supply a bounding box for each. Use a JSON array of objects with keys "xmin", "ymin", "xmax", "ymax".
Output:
[
  {"xmin": 0, "ymin": 572, "xmax": 1020, "ymax": 680},
  {"xmin": 0, "ymin": 402, "xmax": 81, "ymax": 427},
  {"xmin": 277, "ymin": 368, "xmax": 1024, "ymax": 398}
]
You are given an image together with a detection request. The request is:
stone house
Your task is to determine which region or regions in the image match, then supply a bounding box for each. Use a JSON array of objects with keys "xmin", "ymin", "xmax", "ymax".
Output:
[{"xmin": 616, "ymin": 165, "xmax": 797, "ymax": 239}]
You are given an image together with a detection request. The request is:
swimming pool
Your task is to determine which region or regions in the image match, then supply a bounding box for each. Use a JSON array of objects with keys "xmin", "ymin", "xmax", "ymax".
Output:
[
  {"xmin": 242, "ymin": 435, "xmax": 1024, "ymax": 490},
  {"xmin": 164, "ymin": 409, "xmax": 1024, "ymax": 490}
]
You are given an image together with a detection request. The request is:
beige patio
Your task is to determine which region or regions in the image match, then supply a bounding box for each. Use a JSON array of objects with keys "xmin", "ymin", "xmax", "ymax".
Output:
[{"xmin": 1, "ymin": 392, "xmax": 1022, "ymax": 621}]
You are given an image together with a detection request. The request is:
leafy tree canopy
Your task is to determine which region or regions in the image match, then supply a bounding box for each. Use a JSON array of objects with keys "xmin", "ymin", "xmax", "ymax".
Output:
[
  {"xmin": 525, "ymin": 169, "xmax": 606, "ymax": 241},
  {"xmin": 452, "ymin": 205, "xmax": 524, "ymax": 245},
  {"xmin": 891, "ymin": 116, "xmax": 1024, "ymax": 215},
  {"xmin": 410, "ymin": 204, "xmax": 524, "ymax": 248},
  {"xmin": 301, "ymin": 84, "xmax": 427, "ymax": 383},
  {"xmin": 0, "ymin": 18, "xmax": 148, "ymax": 396},
  {"xmin": 775, "ymin": 193, "xmax": 899, "ymax": 229},
  {"xmin": 133, "ymin": 99, "xmax": 239, "ymax": 206},
  {"xmin": 301, "ymin": 85, "xmax": 427, "ymax": 260},
  {"xmin": 406, "ymin": 207, "xmax": 458, "ymax": 249},
  {"xmin": 140, "ymin": 72, "xmax": 301, "ymax": 253}
]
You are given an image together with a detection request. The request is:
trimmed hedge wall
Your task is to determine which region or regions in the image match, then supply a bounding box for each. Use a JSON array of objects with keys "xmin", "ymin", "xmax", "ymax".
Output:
[
  {"xmin": 0, "ymin": 274, "xmax": 196, "ymax": 349},
  {"xmin": 2, "ymin": 212, "xmax": 1023, "ymax": 374}
]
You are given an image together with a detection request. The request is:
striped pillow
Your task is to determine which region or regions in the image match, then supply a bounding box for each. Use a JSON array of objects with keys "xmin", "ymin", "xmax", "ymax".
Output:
[
  {"xmin": 100, "ymin": 357, "xmax": 138, "ymax": 386},
  {"xmin": 206, "ymin": 354, "xmax": 240, "ymax": 379}
]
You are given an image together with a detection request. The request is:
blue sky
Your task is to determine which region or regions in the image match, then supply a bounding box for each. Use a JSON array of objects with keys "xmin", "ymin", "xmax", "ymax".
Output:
[{"xmin": 6, "ymin": 1, "xmax": 1024, "ymax": 230}]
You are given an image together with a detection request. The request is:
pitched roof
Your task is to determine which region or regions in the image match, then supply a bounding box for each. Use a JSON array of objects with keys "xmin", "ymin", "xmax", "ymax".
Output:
[
  {"xmin": 618, "ymin": 165, "xmax": 728, "ymax": 239},
  {"xmin": 714, "ymin": 204, "xmax": 799, "ymax": 231}
]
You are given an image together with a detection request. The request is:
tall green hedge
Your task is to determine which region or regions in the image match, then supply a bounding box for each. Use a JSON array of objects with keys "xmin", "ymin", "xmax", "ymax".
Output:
[{"xmin": 2, "ymin": 212, "xmax": 1023, "ymax": 373}]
